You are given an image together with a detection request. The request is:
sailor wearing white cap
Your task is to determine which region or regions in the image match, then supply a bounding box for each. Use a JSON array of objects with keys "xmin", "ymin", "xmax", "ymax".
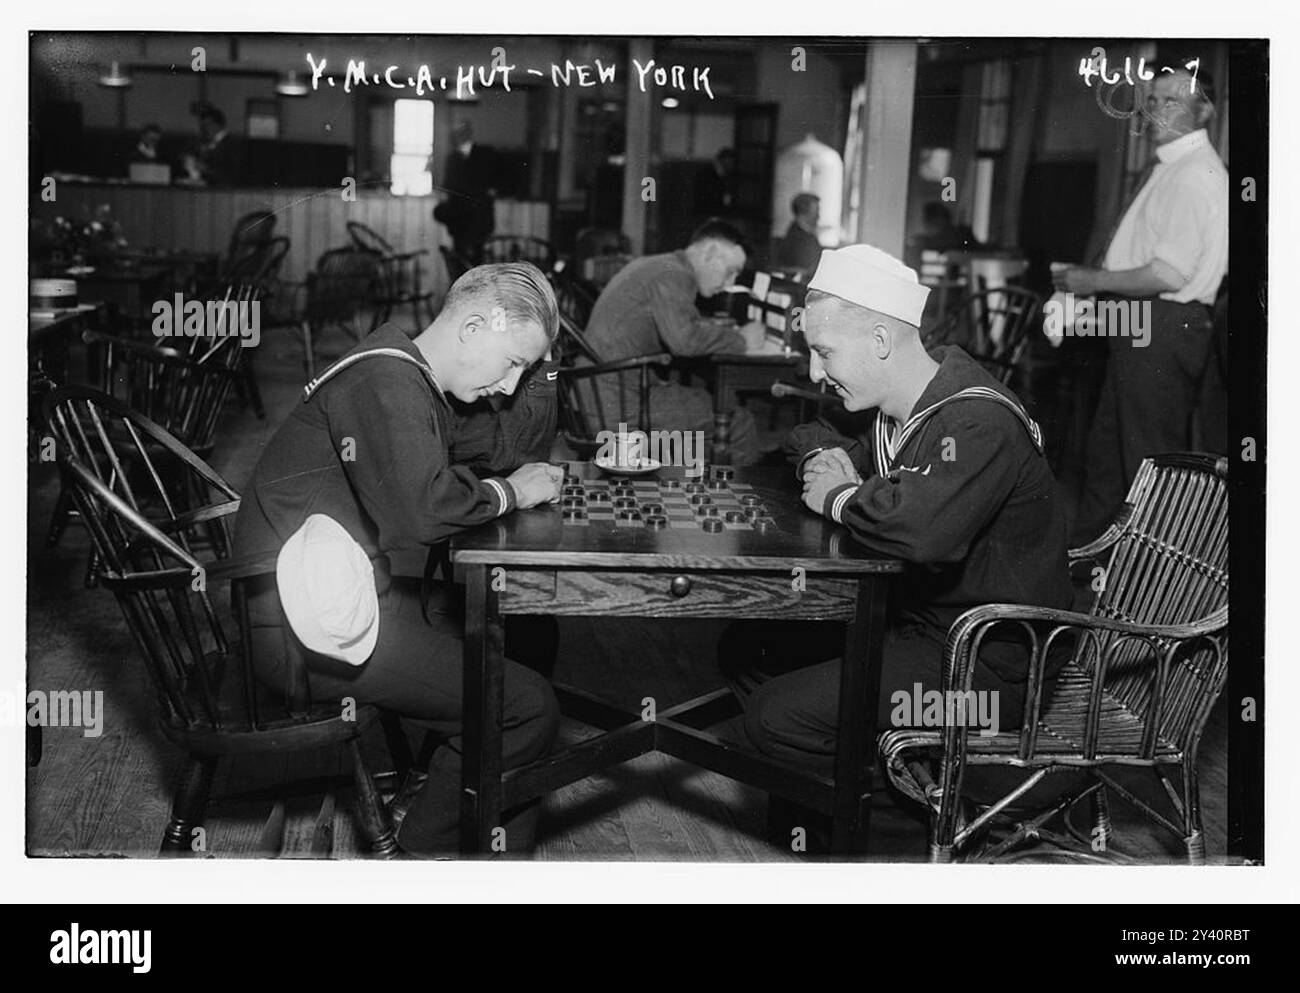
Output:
[{"xmin": 717, "ymin": 244, "xmax": 1074, "ymax": 811}]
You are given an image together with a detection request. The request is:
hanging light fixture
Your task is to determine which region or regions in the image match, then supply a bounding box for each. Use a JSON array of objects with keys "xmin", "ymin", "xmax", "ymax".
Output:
[
  {"xmin": 276, "ymin": 71, "xmax": 310, "ymax": 97},
  {"xmin": 98, "ymin": 61, "xmax": 133, "ymax": 88}
]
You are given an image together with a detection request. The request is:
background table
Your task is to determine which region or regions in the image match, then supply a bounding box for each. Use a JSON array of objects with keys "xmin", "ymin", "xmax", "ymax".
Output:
[
  {"xmin": 705, "ymin": 350, "xmax": 808, "ymax": 463},
  {"xmin": 450, "ymin": 462, "xmax": 902, "ymax": 857}
]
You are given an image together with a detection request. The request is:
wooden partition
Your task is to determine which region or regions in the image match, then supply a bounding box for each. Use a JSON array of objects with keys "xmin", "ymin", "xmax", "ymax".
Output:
[{"xmin": 33, "ymin": 183, "xmax": 551, "ymax": 300}]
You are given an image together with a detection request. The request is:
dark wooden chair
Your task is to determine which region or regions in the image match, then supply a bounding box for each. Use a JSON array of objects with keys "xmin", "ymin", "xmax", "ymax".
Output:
[
  {"xmin": 572, "ymin": 228, "xmax": 633, "ymax": 287},
  {"xmin": 923, "ymin": 286, "xmax": 1042, "ymax": 388},
  {"xmin": 227, "ymin": 209, "xmax": 277, "ymax": 262},
  {"xmin": 554, "ymin": 312, "xmax": 672, "ymax": 458},
  {"xmin": 196, "ymin": 211, "xmax": 277, "ymax": 298},
  {"xmin": 880, "ymin": 453, "xmax": 1229, "ymax": 864},
  {"xmin": 439, "ymin": 245, "xmax": 473, "ymax": 286},
  {"xmin": 549, "ymin": 268, "xmax": 599, "ymax": 331},
  {"xmin": 82, "ymin": 284, "xmax": 257, "ymax": 460},
  {"xmin": 347, "ymin": 221, "xmax": 436, "ymax": 333},
  {"xmin": 48, "ymin": 286, "xmax": 259, "ymax": 558},
  {"xmin": 48, "ymin": 394, "xmax": 401, "ymax": 857},
  {"xmin": 297, "ymin": 247, "xmax": 385, "ymax": 379},
  {"xmin": 480, "ymin": 235, "xmax": 555, "ymax": 270}
]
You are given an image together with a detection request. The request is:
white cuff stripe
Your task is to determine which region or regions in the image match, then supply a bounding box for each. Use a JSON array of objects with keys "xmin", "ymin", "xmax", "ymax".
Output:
[
  {"xmin": 831, "ymin": 487, "xmax": 855, "ymax": 524},
  {"xmin": 484, "ymin": 478, "xmax": 509, "ymax": 516}
]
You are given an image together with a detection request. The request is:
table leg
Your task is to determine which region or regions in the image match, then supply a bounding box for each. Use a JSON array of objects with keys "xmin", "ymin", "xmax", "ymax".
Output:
[
  {"xmin": 712, "ymin": 408, "xmax": 732, "ymax": 465},
  {"xmin": 460, "ymin": 564, "xmax": 506, "ymax": 855},
  {"xmin": 710, "ymin": 364, "xmax": 732, "ymax": 464},
  {"xmin": 830, "ymin": 576, "xmax": 889, "ymax": 855}
]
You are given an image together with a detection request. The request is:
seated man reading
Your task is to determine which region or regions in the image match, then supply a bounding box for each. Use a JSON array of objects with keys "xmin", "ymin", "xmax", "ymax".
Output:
[
  {"xmin": 580, "ymin": 219, "xmax": 769, "ymax": 464},
  {"xmin": 233, "ymin": 262, "xmax": 565, "ymax": 857},
  {"xmin": 719, "ymin": 245, "xmax": 1073, "ymax": 785}
]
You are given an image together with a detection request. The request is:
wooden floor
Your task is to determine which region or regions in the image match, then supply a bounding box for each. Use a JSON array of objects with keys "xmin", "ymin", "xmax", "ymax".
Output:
[{"xmin": 26, "ymin": 321, "xmax": 1230, "ymax": 863}]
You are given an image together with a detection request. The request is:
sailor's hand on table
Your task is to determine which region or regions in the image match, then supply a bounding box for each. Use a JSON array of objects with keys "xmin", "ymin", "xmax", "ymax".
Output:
[
  {"xmin": 802, "ymin": 447, "xmax": 862, "ymax": 484},
  {"xmin": 506, "ymin": 462, "xmax": 564, "ymax": 508},
  {"xmin": 802, "ymin": 456, "xmax": 861, "ymax": 516}
]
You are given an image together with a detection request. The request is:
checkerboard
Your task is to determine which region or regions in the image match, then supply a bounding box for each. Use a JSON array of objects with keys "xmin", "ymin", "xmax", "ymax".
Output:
[{"xmin": 559, "ymin": 467, "xmax": 778, "ymax": 534}]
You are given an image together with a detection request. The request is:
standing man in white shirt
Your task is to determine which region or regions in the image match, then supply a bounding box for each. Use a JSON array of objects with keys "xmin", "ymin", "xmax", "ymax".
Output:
[{"xmin": 1055, "ymin": 64, "xmax": 1227, "ymax": 542}]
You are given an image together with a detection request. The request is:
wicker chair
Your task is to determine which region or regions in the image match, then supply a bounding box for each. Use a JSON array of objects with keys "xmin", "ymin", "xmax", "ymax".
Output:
[
  {"xmin": 923, "ymin": 286, "xmax": 1042, "ymax": 388},
  {"xmin": 347, "ymin": 220, "xmax": 436, "ymax": 333},
  {"xmin": 48, "ymin": 394, "xmax": 402, "ymax": 857},
  {"xmin": 879, "ymin": 453, "xmax": 1229, "ymax": 864}
]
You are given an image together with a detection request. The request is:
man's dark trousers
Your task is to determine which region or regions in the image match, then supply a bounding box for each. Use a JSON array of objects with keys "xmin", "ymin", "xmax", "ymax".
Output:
[
  {"xmin": 1074, "ymin": 297, "xmax": 1214, "ymax": 544},
  {"xmin": 247, "ymin": 574, "xmax": 560, "ymax": 856}
]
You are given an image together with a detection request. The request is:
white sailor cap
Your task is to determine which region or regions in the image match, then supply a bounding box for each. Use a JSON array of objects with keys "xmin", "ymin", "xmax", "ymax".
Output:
[
  {"xmin": 808, "ymin": 244, "xmax": 930, "ymax": 328},
  {"xmin": 276, "ymin": 514, "xmax": 379, "ymax": 667}
]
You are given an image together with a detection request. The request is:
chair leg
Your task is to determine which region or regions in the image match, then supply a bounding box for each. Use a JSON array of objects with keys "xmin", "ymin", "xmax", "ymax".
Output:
[
  {"xmin": 348, "ymin": 737, "xmax": 399, "ymax": 858},
  {"xmin": 379, "ymin": 710, "xmax": 413, "ymax": 781},
  {"xmin": 301, "ymin": 320, "xmax": 315, "ymax": 380},
  {"xmin": 46, "ymin": 487, "xmax": 74, "ymax": 548},
  {"xmin": 1090, "ymin": 785, "xmax": 1112, "ymax": 854},
  {"xmin": 160, "ymin": 755, "xmax": 218, "ymax": 855},
  {"xmin": 1182, "ymin": 762, "xmax": 1206, "ymax": 866},
  {"xmin": 242, "ymin": 361, "xmax": 266, "ymax": 419},
  {"xmin": 929, "ymin": 841, "xmax": 955, "ymax": 863}
]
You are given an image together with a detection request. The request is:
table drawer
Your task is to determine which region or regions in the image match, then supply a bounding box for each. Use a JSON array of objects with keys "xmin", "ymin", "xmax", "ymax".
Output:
[{"xmin": 496, "ymin": 568, "xmax": 859, "ymax": 620}]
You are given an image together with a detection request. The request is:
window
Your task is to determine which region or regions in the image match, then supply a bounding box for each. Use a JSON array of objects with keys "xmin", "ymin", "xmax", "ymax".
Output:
[
  {"xmin": 976, "ymin": 59, "xmax": 1012, "ymax": 153},
  {"xmin": 391, "ymin": 99, "xmax": 434, "ymax": 196}
]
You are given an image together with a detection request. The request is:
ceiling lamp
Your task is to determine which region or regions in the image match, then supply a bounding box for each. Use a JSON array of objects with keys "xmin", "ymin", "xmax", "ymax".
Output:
[
  {"xmin": 276, "ymin": 71, "xmax": 310, "ymax": 97},
  {"xmin": 98, "ymin": 62, "xmax": 132, "ymax": 88}
]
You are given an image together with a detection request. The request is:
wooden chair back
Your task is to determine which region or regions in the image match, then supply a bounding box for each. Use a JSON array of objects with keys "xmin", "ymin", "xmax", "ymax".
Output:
[
  {"xmin": 226, "ymin": 210, "xmax": 276, "ymax": 265},
  {"xmin": 347, "ymin": 221, "xmax": 433, "ymax": 329},
  {"xmin": 43, "ymin": 385, "xmax": 241, "ymax": 558},
  {"xmin": 1082, "ymin": 454, "xmax": 1229, "ymax": 751},
  {"xmin": 440, "ymin": 245, "xmax": 472, "ymax": 284},
  {"xmin": 346, "ymin": 220, "xmax": 394, "ymax": 257},
  {"xmin": 58, "ymin": 451, "xmax": 235, "ymax": 732},
  {"xmin": 925, "ymin": 286, "xmax": 1042, "ymax": 386},
  {"xmin": 227, "ymin": 236, "xmax": 289, "ymax": 288},
  {"xmin": 550, "ymin": 269, "xmax": 599, "ymax": 332},
  {"xmin": 303, "ymin": 247, "xmax": 383, "ymax": 340},
  {"xmin": 87, "ymin": 285, "xmax": 256, "ymax": 456},
  {"xmin": 481, "ymin": 235, "xmax": 555, "ymax": 270}
]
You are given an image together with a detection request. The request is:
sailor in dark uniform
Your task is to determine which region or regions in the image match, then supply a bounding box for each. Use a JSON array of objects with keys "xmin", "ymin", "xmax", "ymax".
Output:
[
  {"xmin": 233, "ymin": 263, "xmax": 564, "ymax": 856},
  {"xmin": 719, "ymin": 245, "xmax": 1073, "ymax": 777}
]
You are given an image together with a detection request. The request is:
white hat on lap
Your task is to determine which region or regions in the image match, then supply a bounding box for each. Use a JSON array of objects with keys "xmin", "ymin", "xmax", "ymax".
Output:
[
  {"xmin": 809, "ymin": 244, "xmax": 930, "ymax": 327},
  {"xmin": 276, "ymin": 514, "xmax": 379, "ymax": 666}
]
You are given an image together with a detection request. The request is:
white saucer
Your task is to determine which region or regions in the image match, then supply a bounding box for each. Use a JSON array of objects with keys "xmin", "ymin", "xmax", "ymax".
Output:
[{"xmin": 593, "ymin": 456, "xmax": 663, "ymax": 476}]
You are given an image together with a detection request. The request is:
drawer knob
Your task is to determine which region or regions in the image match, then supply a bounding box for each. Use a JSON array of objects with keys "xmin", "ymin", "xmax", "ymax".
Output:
[{"xmin": 669, "ymin": 575, "xmax": 693, "ymax": 598}]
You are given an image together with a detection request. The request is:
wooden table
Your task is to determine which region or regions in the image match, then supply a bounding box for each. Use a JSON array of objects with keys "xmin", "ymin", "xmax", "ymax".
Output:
[
  {"xmin": 450, "ymin": 463, "xmax": 902, "ymax": 857},
  {"xmin": 39, "ymin": 261, "xmax": 175, "ymax": 328},
  {"xmin": 30, "ymin": 306, "xmax": 96, "ymax": 382}
]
